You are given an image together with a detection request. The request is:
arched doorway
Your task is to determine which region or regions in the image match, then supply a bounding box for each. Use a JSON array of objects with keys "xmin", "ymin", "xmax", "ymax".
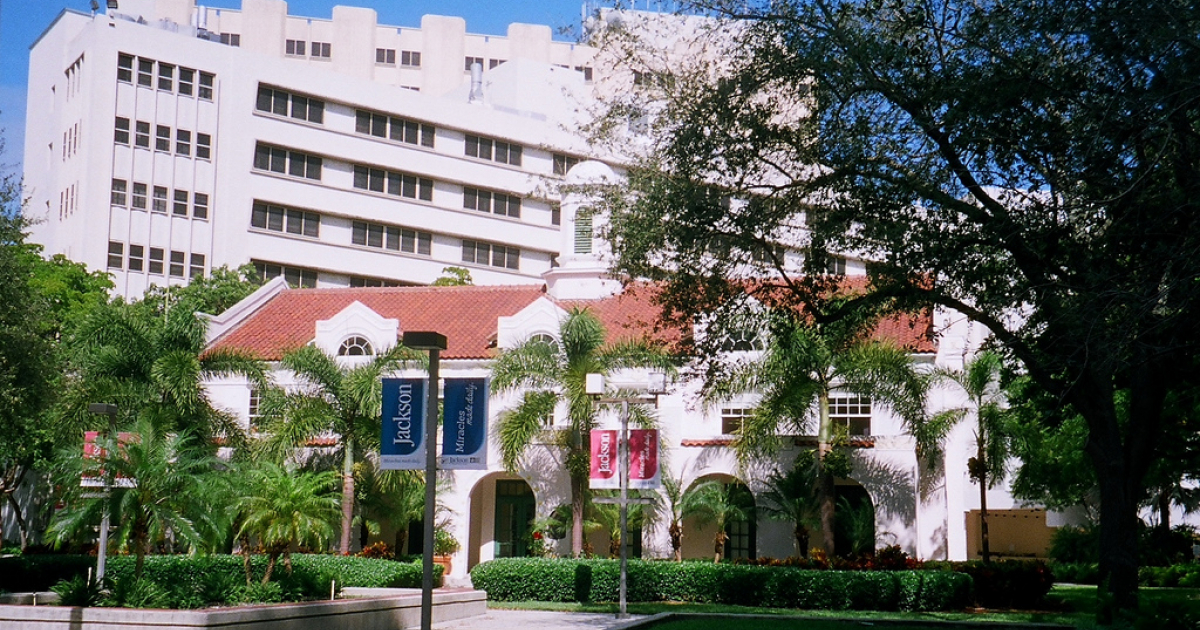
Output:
[
  {"xmin": 679, "ymin": 474, "xmax": 757, "ymax": 561},
  {"xmin": 834, "ymin": 481, "xmax": 875, "ymax": 556},
  {"xmin": 467, "ymin": 473, "xmax": 536, "ymax": 571}
]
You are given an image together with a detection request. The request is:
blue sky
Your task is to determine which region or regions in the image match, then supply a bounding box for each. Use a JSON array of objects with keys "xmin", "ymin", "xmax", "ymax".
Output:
[{"xmin": 0, "ymin": 0, "xmax": 618, "ymax": 171}]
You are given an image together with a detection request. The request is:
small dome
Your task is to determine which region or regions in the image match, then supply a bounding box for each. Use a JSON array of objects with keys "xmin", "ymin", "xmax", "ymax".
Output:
[{"xmin": 564, "ymin": 160, "xmax": 618, "ymax": 185}]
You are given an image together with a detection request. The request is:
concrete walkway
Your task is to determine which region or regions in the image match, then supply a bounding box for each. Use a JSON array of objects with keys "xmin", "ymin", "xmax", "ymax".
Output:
[{"xmin": 433, "ymin": 609, "xmax": 649, "ymax": 630}]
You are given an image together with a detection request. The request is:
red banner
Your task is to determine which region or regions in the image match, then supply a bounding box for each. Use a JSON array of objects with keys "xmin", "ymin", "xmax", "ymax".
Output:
[
  {"xmin": 628, "ymin": 429, "xmax": 660, "ymax": 489},
  {"xmin": 589, "ymin": 429, "xmax": 660, "ymax": 489},
  {"xmin": 589, "ymin": 429, "xmax": 619, "ymax": 489}
]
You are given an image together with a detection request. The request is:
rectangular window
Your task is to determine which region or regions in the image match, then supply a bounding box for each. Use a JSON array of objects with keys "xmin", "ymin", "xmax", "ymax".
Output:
[
  {"xmin": 352, "ymin": 221, "xmax": 431, "ymax": 255},
  {"xmin": 196, "ymin": 133, "xmax": 211, "ymax": 160},
  {"xmin": 285, "ymin": 40, "xmax": 306, "ymax": 56},
  {"xmin": 312, "ymin": 42, "xmax": 331, "ymax": 59},
  {"xmin": 254, "ymin": 262, "xmax": 317, "ymax": 288},
  {"xmin": 376, "ymin": 48, "xmax": 396, "ymax": 65},
  {"xmin": 464, "ymin": 56, "xmax": 484, "ymax": 72},
  {"xmin": 553, "ymin": 154, "xmax": 579, "ymax": 176},
  {"xmin": 155, "ymin": 125, "xmax": 171, "ymax": 152},
  {"xmin": 354, "ymin": 164, "xmax": 432, "ymax": 201},
  {"xmin": 721, "ymin": 407, "xmax": 753, "ymax": 435},
  {"xmin": 128, "ymin": 245, "xmax": 144, "ymax": 272},
  {"xmin": 489, "ymin": 58, "xmax": 506, "ymax": 69},
  {"xmin": 189, "ymin": 253, "xmax": 205, "ymax": 278},
  {"xmin": 254, "ymin": 143, "xmax": 320, "ymax": 180},
  {"xmin": 251, "ymin": 201, "xmax": 319, "ymax": 238},
  {"xmin": 462, "ymin": 239, "xmax": 519, "ymax": 270},
  {"xmin": 111, "ymin": 179, "xmax": 127, "ymax": 206},
  {"xmin": 465, "ymin": 134, "xmax": 491, "ymax": 160},
  {"xmin": 830, "ymin": 395, "xmax": 872, "ymax": 436},
  {"xmin": 107, "ymin": 241, "xmax": 124, "ymax": 269},
  {"xmin": 117, "ymin": 53, "xmax": 133, "ymax": 83},
  {"xmin": 157, "ymin": 63, "xmax": 174, "ymax": 91},
  {"xmin": 219, "ymin": 33, "xmax": 241, "ymax": 47},
  {"xmin": 575, "ymin": 66, "xmax": 594, "ymax": 82},
  {"xmin": 354, "ymin": 109, "xmax": 434, "ymax": 147},
  {"xmin": 152, "ymin": 186, "xmax": 168, "ymax": 213},
  {"xmin": 400, "ymin": 50, "xmax": 421, "ymax": 68},
  {"xmin": 257, "ymin": 85, "xmax": 324, "ymax": 124},
  {"xmin": 114, "ymin": 117, "xmax": 130, "ymax": 145},
  {"xmin": 248, "ymin": 388, "xmax": 261, "ymax": 420},
  {"xmin": 465, "ymin": 134, "xmax": 522, "ymax": 166},
  {"xmin": 198, "ymin": 72, "xmax": 214, "ymax": 100},
  {"xmin": 131, "ymin": 182, "xmax": 147, "ymax": 209},
  {"xmin": 134, "ymin": 121, "xmax": 150, "ymax": 148},
  {"xmin": 178, "ymin": 68, "xmax": 194, "ymax": 95},
  {"xmin": 551, "ymin": 203, "xmax": 561, "ymax": 226},
  {"xmin": 169, "ymin": 250, "xmax": 186, "ymax": 278},
  {"xmin": 193, "ymin": 193, "xmax": 209, "ymax": 220},
  {"xmin": 175, "ymin": 129, "xmax": 191, "ymax": 156},
  {"xmin": 173, "ymin": 189, "xmax": 189, "ymax": 216},
  {"xmin": 464, "ymin": 187, "xmax": 520, "ymax": 218},
  {"xmin": 148, "ymin": 247, "xmax": 164, "ymax": 274},
  {"xmin": 137, "ymin": 58, "xmax": 153, "ymax": 86}
]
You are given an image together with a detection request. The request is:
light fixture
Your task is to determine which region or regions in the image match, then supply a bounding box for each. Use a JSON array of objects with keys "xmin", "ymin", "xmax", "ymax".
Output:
[{"xmin": 107, "ymin": 0, "xmax": 119, "ymax": 9}]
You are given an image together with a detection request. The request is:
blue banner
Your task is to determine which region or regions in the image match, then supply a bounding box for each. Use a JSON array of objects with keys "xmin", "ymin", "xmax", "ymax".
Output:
[
  {"xmin": 440, "ymin": 378, "xmax": 488, "ymax": 470},
  {"xmin": 380, "ymin": 378, "xmax": 426, "ymax": 470}
]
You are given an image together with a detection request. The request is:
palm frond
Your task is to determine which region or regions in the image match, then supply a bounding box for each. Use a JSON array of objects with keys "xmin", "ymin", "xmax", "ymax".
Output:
[{"xmin": 495, "ymin": 390, "xmax": 557, "ymax": 471}]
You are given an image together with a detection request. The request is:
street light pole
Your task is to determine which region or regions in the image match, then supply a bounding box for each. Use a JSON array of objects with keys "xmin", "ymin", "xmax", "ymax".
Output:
[
  {"xmin": 87, "ymin": 403, "xmax": 118, "ymax": 583},
  {"xmin": 402, "ymin": 331, "xmax": 447, "ymax": 630}
]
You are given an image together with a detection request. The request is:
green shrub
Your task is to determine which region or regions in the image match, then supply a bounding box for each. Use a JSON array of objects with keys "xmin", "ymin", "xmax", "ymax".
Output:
[
  {"xmin": 100, "ymin": 574, "xmax": 172, "ymax": 609},
  {"xmin": 1050, "ymin": 562, "xmax": 1099, "ymax": 584},
  {"xmin": 50, "ymin": 575, "xmax": 103, "ymax": 607},
  {"xmin": 920, "ymin": 560, "xmax": 1053, "ymax": 609},
  {"xmin": 469, "ymin": 558, "xmax": 971, "ymax": 612},
  {"xmin": 1049, "ymin": 525, "xmax": 1098, "ymax": 564},
  {"xmin": 0, "ymin": 555, "xmax": 94, "ymax": 592}
]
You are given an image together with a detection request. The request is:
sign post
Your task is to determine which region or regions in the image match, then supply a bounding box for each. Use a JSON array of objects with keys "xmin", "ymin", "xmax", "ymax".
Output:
[{"xmin": 85, "ymin": 403, "xmax": 118, "ymax": 583}]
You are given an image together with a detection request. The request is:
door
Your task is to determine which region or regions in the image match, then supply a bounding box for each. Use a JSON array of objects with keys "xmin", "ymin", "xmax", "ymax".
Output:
[{"xmin": 494, "ymin": 479, "xmax": 535, "ymax": 558}]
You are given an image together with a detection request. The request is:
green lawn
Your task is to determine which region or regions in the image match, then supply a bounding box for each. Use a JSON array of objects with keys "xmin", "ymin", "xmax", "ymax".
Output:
[{"xmin": 488, "ymin": 585, "xmax": 1200, "ymax": 629}]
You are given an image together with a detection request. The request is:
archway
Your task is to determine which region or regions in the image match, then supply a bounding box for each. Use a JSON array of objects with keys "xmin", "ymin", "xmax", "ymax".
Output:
[
  {"xmin": 679, "ymin": 473, "xmax": 757, "ymax": 561},
  {"xmin": 834, "ymin": 480, "xmax": 875, "ymax": 557},
  {"xmin": 467, "ymin": 473, "xmax": 536, "ymax": 571}
]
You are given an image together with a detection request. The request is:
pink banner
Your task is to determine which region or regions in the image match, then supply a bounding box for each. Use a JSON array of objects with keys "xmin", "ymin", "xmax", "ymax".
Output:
[
  {"xmin": 629, "ymin": 429, "xmax": 661, "ymax": 489},
  {"xmin": 589, "ymin": 429, "xmax": 619, "ymax": 489}
]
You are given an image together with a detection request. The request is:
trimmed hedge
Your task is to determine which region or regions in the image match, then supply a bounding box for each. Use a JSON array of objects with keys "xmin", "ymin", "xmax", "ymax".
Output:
[
  {"xmin": 0, "ymin": 555, "xmax": 96, "ymax": 592},
  {"xmin": 469, "ymin": 558, "xmax": 971, "ymax": 612},
  {"xmin": 920, "ymin": 560, "xmax": 1053, "ymax": 609}
]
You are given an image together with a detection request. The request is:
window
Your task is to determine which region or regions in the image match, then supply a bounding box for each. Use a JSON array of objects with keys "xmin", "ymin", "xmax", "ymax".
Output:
[
  {"xmin": 137, "ymin": 58, "xmax": 153, "ymax": 86},
  {"xmin": 196, "ymin": 133, "xmax": 211, "ymax": 159},
  {"xmin": 117, "ymin": 53, "xmax": 133, "ymax": 82},
  {"xmin": 354, "ymin": 109, "xmax": 434, "ymax": 147},
  {"xmin": 285, "ymin": 39, "xmax": 306, "ymax": 56},
  {"xmin": 338, "ymin": 336, "xmax": 374, "ymax": 356},
  {"xmin": 574, "ymin": 213, "xmax": 592, "ymax": 253},
  {"xmin": 111, "ymin": 179, "xmax": 127, "ymax": 206},
  {"xmin": 352, "ymin": 165, "xmax": 433, "ymax": 201},
  {"xmin": 169, "ymin": 250, "xmax": 186, "ymax": 278},
  {"xmin": 248, "ymin": 388, "xmax": 261, "ymax": 420},
  {"xmin": 131, "ymin": 182, "xmax": 147, "ymax": 209},
  {"xmin": 349, "ymin": 276, "xmax": 403, "ymax": 288},
  {"xmin": 157, "ymin": 63, "xmax": 174, "ymax": 91},
  {"xmin": 465, "ymin": 134, "xmax": 521, "ymax": 166},
  {"xmin": 107, "ymin": 241, "xmax": 124, "ymax": 269},
  {"xmin": 311, "ymin": 42, "xmax": 331, "ymax": 59},
  {"xmin": 155, "ymin": 125, "xmax": 171, "ymax": 151},
  {"xmin": 464, "ymin": 187, "xmax": 521, "ymax": 218},
  {"xmin": 721, "ymin": 407, "xmax": 753, "ymax": 435},
  {"xmin": 254, "ymin": 261, "xmax": 318, "ymax": 288},
  {"xmin": 193, "ymin": 193, "xmax": 209, "ymax": 220},
  {"xmin": 352, "ymin": 221, "xmax": 432, "ymax": 255},
  {"xmin": 553, "ymin": 153, "xmax": 579, "ymax": 176},
  {"xmin": 253, "ymin": 143, "xmax": 322, "ymax": 180},
  {"xmin": 148, "ymin": 247, "xmax": 164, "ymax": 274},
  {"xmin": 575, "ymin": 66, "xmax": 594, "ymax": 82},
  {"xmin": 400, "ymin": 50, "xmax": 421, "ymax": 67},
  {"xmin": 219, "ymin": 33, "xmax": 241, "ymax": 46},
  {"xmin": 464, "ymin": 56, "xmax": 484, "ymax": 72},
  {"xmin": 114, "ymin": 117, "xmax": 130, "ymax": 145},
  {"xmin": 489, "ymin": 58, "xmax": 506, "ymax": 69},
  {"xmin": 376, "ymin": 48, "xmax": 396, "ymax": 65},
  {"xmin": 830, "ymin": 395, "xmax": 872, "ymax": 436},
  {"xmin": 198, "ymin": 72, "xmax": 214, "ymax": 100},
  {"xmin": 175, "ymin": 129, "xmax": 191, "ymax": 156},
  {"xmin": 825, "ymin": 256, "xmax": 847, "ymax": 275},
  {"xmin": 134, "ymin": 121, "xmax": 150, "ymax": 148},
  {"xmin": 172, "ymin": 189, "xmax": 188, "ymax": 216},
  {"xmin": 551, "ymin": 204, "xmax": 561, "ymax": 226},
  {"xmin": 251, "ymin": 201, "xmax": 320, "ymax": 237},
  {"xmin": 189, "ymin": 253, "xmax": 205, "ymax": 278},
  {"xmin": 178, "ymin": 68, "xmax": 194, "ymax": 95},
  {"xmin": 152, "ymin": 186, "xmax": 168, "ymax": 213},
  {"xmin": 128, "ymin": 245, "xmax": 144, "ymax": 272},
  {"xmin": 256, "ymin": 86, "xmax": 324, "ymax": 123},
  {"xmin": 462, "ymin": 239, "xmax": 519, "ymax": 270}
]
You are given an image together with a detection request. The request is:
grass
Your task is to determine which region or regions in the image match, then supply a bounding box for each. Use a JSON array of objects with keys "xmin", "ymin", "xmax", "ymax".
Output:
[{"xmin": 488, "ymin": 584, "xmax": 1200, "ymax": 629}]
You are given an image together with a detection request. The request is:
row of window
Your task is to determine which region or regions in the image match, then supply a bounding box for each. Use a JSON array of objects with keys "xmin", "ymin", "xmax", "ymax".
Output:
[
  {"xmin": 720, "ymin": 395, "xmax": 872, "ymax": 436},
  {"xmin": 62, "ymin": 122, "xmax": 80, "ymax": 161},
  {"xmin": 462, "ymin": 239, "xmax": 520, "ymax": 270},
  {"xmin": 219, "ymin": 33, "xmax": 241, "ymax": 47},
  {"xmin": 375, "ymin": 48, "xmax": 421, "ymax": 67},
  {"xmin": 118, "ymin": 54, "xmax": 214, "ymax": 99},
  {"xmin": 285, "ymin": 39, "xmax": 331, "ymax": 59},
  {"xmin": 256, "ymin": 86, "xmax": 325, "ymax": 124},
  {"xmin": 354, "ymin": 109, "xmax": 435, "ymax": 147},
  {"xmin": 110, "ymin": 179, "xmax": 209, "ymax": 219},
  {"xmin": 464, "ymin": 56, "xmax": 510, "ymax": 72},
  {"xmin": 464, "ymin": 187, "xmax": 521, "ymax": 218},
  {"xmin": 554, "ymin": 64, "xmax": 594, "ymax": 82},
  {"xmin": 254, "ymin": 143, "xmax": 323, "ymax": 180},
  {"xmin": 115, "ymin": 118, "xmax": 211, "ymax": 158},
  {"xmin": 250, "ymin": 201, "xmax": 319, "ymax": 238},
  {"xmin": 465, "ymin": 134, "xmax": 521, "ymax": 166},
  {"xmin": 107, "ymin": 241, "xmax": 205, "ymax": 278},
  {"xmin": 352, "ymin": 221, "xmax": 432, "ymax": 256},
  {"xmin": 352, "ymin": 165, "xmax": 434, "ymax": 201},
  {"xmin": 254, "ymin": 261, "xmax": 318, "ymax": 288}
]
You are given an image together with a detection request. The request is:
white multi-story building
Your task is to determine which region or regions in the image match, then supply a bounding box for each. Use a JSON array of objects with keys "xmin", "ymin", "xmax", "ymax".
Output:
[{"xmin": 25, "ymin": 0, "xmax": 611, "ymax": 297}]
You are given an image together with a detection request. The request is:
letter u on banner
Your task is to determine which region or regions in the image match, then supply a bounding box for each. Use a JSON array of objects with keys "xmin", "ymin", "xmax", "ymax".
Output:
[
  {"xmin": 440, "ymin": 378, "xmax": 488, "ymax": 470},
  {"xmin": 380, "ymin": 378, "xmax": 426, "ymax": 470}
]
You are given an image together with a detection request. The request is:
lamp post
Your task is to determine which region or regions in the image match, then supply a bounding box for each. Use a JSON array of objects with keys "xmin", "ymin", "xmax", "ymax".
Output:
[
  {"xmin": 402, "ymin": 331, "xmax": 447, "ymax": 630},
  {"xmin": 87, "ymin": 403, "xmax": 118, "ymax": 582},
  {"xmin": 585, "ymin": 374, "xmax": 666, "ymax": 619}
]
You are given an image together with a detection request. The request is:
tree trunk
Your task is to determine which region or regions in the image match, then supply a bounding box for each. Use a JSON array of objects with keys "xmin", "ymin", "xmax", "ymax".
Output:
[
  {"xmin": 339, "ymin": 437, "xmax": 355, "ymax": 555},
  {"xmin": 134, "ymin": 514, "xmax": 148, "ymax": 578},
  {"xmin": 571, "ymin": 473, "xmax": 585, "ymax": 557},
  {"xmin": 978, "ymin": 440, "xmax": 991, "ymax": 563},
  {"xmin": 394, "ymin": 527, "xmax": 408, "ymax": 559},
  {"xmin": 713, "ymin": 530, "xmax": 727, "ymax": 563},
  {"xmin": 1094, "ymin": 464, "xmax": 1140, "ymax": 622},
  {"xmin": 240, "ymin": 533, "xmax": 253, "ymax": 586},
  {"xmin": 669, "ymin": 522, "xmax": 682, "ymax": 562},
  {"xmin": 794, "ymin": 525, "xmax": 809, "ymax": 558},
  {"xmin": 817, "ymin": 390, "xmax": 836, "ymax": 557},
  {"xmin": 6, "ymin": 491, "xmax": 29, "ymax": 552},
  {"xmin": 262, "ymin": 551, "xmax": 279, "ymax": 584}
]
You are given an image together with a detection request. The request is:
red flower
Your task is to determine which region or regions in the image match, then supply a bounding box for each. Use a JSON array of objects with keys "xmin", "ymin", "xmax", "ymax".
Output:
[{"xmin": 533, "ymin": 531, "xmax": 543, "ymax": 540}]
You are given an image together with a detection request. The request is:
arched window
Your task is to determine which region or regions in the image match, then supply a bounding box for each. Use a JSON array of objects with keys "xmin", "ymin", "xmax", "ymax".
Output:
[
  {"xmin": 338, "ymin": 336, "xmax": 374, "ymax": 356},
  {"xmin": 529, "ymin": 333, "xmax": 556, "ymax": 347}
]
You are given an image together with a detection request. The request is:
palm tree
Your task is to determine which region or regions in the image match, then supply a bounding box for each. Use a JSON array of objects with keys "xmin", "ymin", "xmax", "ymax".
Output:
[
  {"xmin": 491, "ymin": 307, "xmax": 675, "ymax": 556},
  {"xmin": 48, "ymin": 420, "xmax": 217, "ymax": 577},
  {"xmin": 680, "ymin": 479, "xmax": 754, "ymax": 562},
  {"xmin": 257, "ymin": 343, "xmax": 421, "ymax": 555},
  {"xmin": 758, "ymin": 452, "xmax": 820, "ymax": 557},
  {"xmin": 355, "ymin": 465, "xmax": 427, "ymax": 557},
  {"xmin": 926, "ymin": 351, "xmax": 1011, "ymax": 562},
  {"xmin": 588, "ymin": 490, "xmax": 652, "ymax": 558},
  {"xmin": 706, "ymin": 311, "xmax": 928, "ymax": 557},
  {"xmin": 236, "ymin": 462, "xmax": 340, "ymax": 583},
  {"xmin": 660, "ymin": 472, "xmax": 688, "ymax": 561}
]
